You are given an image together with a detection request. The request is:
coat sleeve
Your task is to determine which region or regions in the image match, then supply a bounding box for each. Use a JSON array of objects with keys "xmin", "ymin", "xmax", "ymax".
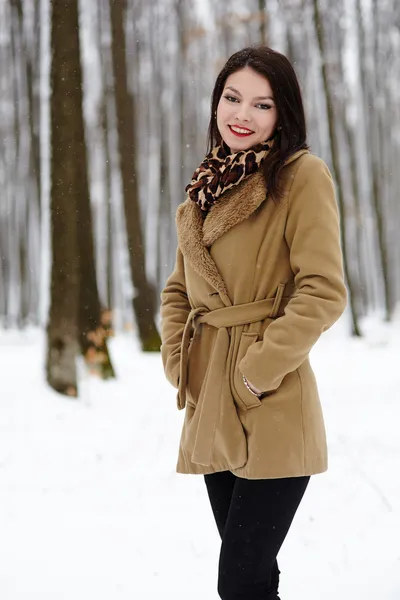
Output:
[
  {"xmin": 239, "ymin": 154, "xmax": 347, "ymax": 393},
  {"xmin": 160, "ymin": 247, "xmax": 191, "ymax": 389}
]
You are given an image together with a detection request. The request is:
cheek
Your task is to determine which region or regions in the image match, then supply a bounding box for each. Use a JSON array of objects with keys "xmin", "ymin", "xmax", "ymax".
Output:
[
  {"xmin": 267, "ymin": 112, "xmax": 278, "ymax": 130},
  {"xmin": 217, "ymin": 100, "xmax": 233, "ymax": 125},
  {"xmin": 216, "ymin": 106, "xmax": 226, "ymax": 134},
  {"xmin": 256, "ymin": 112, "xmax": 276, "ymax": 135}
]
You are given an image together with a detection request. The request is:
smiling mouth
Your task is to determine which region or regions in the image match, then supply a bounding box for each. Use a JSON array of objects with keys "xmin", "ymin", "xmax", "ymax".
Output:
[{"xmin": 229, "ymin": 125, "xmax": 254, "ymax": 137}]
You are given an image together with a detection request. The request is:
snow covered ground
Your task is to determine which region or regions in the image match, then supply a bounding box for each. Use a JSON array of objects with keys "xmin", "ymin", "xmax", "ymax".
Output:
[{"xmin": 0, "ymin": 317, "xmax": 399, "ymax": 600}]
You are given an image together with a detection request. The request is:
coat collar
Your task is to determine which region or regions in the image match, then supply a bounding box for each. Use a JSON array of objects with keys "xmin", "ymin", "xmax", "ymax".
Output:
[{"xmin": 176, "ymin": 150, "xmax": 308, "ymax": 296}]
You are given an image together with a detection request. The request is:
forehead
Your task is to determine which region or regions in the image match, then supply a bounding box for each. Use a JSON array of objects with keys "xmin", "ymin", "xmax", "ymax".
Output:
[{"xmin": 224, "ymin": 67, "xmax": 273, "ymax": 97}]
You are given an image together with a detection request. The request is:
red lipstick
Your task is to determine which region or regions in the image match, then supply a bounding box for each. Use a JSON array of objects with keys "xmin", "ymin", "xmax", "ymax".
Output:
[{"xmin": 228, "ymin": 125, "xmax": 254, "ymax": 138}]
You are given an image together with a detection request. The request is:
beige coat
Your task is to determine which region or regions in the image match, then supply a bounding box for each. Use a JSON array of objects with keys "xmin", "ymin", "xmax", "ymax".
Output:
[{"xmin": 160, "ymin": 151, "xmax": 347, "ymax": 479}]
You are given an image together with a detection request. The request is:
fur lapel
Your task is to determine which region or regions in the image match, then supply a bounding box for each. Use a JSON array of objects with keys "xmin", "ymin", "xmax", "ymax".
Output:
[
  {"xmin": 202, "ymin": 170, "xmax": 266, "ymax": 247},
  {"xmin": 176, "ymin": 198, "xmax": 228, "ymax": 295},
  {"xmin": 176, "ymin": 150, "xmax": 308, "ymax": 295},
  {"xmin": 176, "ymin": 171, "xmax": 265, "ymax": 296}
]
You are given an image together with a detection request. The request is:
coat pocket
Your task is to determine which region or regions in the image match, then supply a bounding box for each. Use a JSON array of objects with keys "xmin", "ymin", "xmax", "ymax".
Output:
[{"xmin": 232, "ymin": 332, "xmax": 262, "ymax": 411}]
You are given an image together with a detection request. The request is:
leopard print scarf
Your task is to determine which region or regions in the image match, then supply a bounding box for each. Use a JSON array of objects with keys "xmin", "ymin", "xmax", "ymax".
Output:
[{"xmin": 185, "ymin": 140, "xmax": 271, "ymax": 214}]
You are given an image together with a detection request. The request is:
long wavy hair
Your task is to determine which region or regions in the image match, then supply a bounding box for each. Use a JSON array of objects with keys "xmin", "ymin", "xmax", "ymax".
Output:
[{"xmin": 207, "ymin": 46, "xmax": 309, "ymax": 200}]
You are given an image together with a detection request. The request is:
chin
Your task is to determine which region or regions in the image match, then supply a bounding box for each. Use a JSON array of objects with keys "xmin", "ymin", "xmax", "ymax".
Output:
[{"xmin": 232, "ymin": 140, "xmax": 257, "ymax": 152}]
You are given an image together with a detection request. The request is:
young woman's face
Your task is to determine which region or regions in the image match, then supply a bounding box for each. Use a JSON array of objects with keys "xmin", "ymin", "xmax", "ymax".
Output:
[{"xmin": 216, "ymin": 67, "xmax": 278, "ymax": 153}]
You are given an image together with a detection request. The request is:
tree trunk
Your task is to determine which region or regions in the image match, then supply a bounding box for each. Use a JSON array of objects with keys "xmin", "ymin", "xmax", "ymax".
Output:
[
  {"xmin": 98, "ymin": 0, "xmax": 116, "ymax": 316},
  {"xmin": 47, "ymin": 0, "xmax": 114, "ymax": 396},
  {"xmin": 46, "ymin": 0, "xmax": 80, "ymax": 396},
  {"xmin": 10, "ymin": 0, "xmax": 40, "ymax": 326},
  {"xmin": 74, "ymin": 3, "xmax": 114, "ymax": 380},
  {"xmin": 371, "ymin": 0, "xmax": 393, "ymax": 319},
  {"xmin": 343, "ymin": 118, "xmax": 367, "ymax": 316},
  {"xmin": 258, "ymin": 0, "xmax": 268, "ymax": 44},
  {"xmin": 11, "ymin": 0, "xmax": 41, "ymax": 213},
  {"xmin": 312, "ymin": 0, "xmax": 361, "ymax": 336},
  {"xmin": 109, "ymin": 0, "xmax": 161, "ymax": 352},
  {"xmin": 356, "ymin": 0, "xmax": 391, "ymax": 320}
]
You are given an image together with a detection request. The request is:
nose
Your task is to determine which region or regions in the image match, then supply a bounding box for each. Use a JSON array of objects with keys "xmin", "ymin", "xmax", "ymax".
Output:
[{"xmin": 234, "ymin": 103, "xmax": 251, "ymax": 122}]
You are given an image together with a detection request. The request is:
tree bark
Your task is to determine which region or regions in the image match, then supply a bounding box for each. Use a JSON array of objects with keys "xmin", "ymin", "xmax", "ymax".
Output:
[
  {"xmin": 109, "ymin": 0, "xmax": 161, "ymax": 351},
  {"xmin": 47, "ymin": 0, "xmax": 114, "ymax": 396},
  {"xmin": 98, "ymin": 0, "xmax": 116, "ymax": 315},
  {"xmin": 74, "ymin": 2, "xmax": 115, "ymax": 380},
  {"xmin": 47, "ymin": 0, "xmax": 80, "ymax": 396},
  {"xmin": 312, "ymin": 0, "xmax": 361, "ymax": 336},
  {"xmin": 11, "ymin": 0, "xmax": 41, "ymax": 213},
  {"xmin": 258, "ymin": 0, "xmax": 268, "ymax": 44},
  {"xmin": 356, "ymin": 0, "xmax": 392, "ymax": 320}
]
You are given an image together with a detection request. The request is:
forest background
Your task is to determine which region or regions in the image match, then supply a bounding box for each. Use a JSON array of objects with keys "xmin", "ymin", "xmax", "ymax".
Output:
[{"xmin": 0, "ymin": 0, "xmax": 399, "ymax": 396}]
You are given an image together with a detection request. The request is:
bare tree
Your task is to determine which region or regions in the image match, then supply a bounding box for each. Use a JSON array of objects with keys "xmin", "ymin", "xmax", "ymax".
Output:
[
  {"xmin": 98, "ymin": 0, "xmax": 115, "ymax": 311},
  {"xmin": 2, "ymin": 0, "xmax": 399, "ymax": 337},
  {"xmin": 8, "ymin": 0, "xmax": 41, "ymax": 326},
  {"xmin": 47, "ymin": 0, "xmax": 114, "ymax": 396},
  {"xmin": 110, "ymin": 0, "xmax": 161, "ymax": 351},
  {"xmin": 312, "ymin": 0, "xmax": 361, "ymax": 336},
  {"xmin": 258, "ymin": 0, "xmax": 268, "ymax": 44},
  {"xmin": 356, "ymin": 0, "xmax": 392, "ymax": 321},
  {"xmin": 46, "ymin": 0, "xmax": 80, "ymax": 395}
]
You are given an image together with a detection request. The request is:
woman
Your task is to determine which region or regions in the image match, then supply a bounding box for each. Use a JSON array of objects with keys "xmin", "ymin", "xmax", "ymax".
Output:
[{"xmin": 160, "ymin": 46, "xmax": 347, "ymax": 600}]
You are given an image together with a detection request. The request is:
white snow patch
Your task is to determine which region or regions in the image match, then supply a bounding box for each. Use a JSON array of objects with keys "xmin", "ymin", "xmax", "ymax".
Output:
[{"xmin": 0, "ymin": 317, "xmax": 399, "ymax": 599}]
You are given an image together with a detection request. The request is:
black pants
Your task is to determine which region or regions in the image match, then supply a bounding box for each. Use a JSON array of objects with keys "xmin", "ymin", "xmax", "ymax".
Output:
[{"xmin": 204, "ymin": 471, "xmax": 310, "ymax": 600}]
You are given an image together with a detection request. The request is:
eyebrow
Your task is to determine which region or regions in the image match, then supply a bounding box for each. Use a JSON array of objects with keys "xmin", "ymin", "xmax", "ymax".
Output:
[{"xmin": 225, "ymin": 86, "xmax": 275, "ymax": 102}]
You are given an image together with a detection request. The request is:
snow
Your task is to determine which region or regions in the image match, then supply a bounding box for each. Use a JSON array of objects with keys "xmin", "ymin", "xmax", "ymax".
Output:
[{"xmin": 1, "ymin": 318, "xmax": 400, "ymax": 599}]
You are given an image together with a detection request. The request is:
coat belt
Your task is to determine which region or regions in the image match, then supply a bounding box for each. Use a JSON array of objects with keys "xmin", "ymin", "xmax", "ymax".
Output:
[{"xmin": 177, "ymin": 294, "xmax": 293, "ymax": 466}]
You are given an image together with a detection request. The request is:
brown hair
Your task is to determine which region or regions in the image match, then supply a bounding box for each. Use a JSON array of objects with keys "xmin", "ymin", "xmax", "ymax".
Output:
[{"xmin": 207, "ymin": 46, "xmax": 309, "ymax": 200}]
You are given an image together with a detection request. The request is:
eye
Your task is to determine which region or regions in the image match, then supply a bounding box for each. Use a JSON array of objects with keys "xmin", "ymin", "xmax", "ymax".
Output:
[
  {"xmin": 256, "ymin": 103, "xmax": 273, "ymax": 110},
  {"xmin": 224, "ymin": 95, "xmax": 239, "ymax": 103}
]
